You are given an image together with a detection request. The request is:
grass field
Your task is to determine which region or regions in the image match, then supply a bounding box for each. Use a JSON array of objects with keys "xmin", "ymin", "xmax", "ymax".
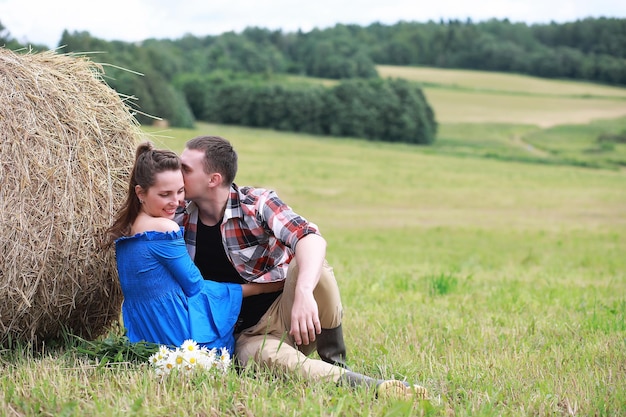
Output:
[
  {"xmin": 2, "ymin": 69, "xmax": 625, "ymax": 416},
  {"xmin": 294, "ymin": 65, "xmax": 626, "ymax": 169},
  {"xmin": 378, "ymin": 65, "xmax": 626, "ymax": 169},
  {"xmin": 377, "ymin": 65, "xmax": 626, "ymax": 98},
  {"xmin": 378, "ymin": 65, "xmax": 626, "ymax": 129}
]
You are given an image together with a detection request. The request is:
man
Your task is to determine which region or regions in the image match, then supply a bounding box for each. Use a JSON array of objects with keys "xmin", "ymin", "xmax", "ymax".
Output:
[
  {"xmin": 178, "ymin": 135, "xmax": 348, "ymax": 382},
  {"xmin": 177, "ymin": 135, "xmax": 428, "ymax": 399}
]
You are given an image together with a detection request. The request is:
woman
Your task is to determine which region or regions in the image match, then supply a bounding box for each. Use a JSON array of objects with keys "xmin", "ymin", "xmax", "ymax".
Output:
[{"xmin": 106, "ymin": 142, "xmax": 283, "ymax": 353}]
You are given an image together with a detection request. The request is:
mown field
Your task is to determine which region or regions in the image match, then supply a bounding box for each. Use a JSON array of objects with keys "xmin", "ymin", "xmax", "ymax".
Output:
[
  {"xmin": 378, "ymin": 65, "xmax": 626, "ymax": 170},
  {"xmin": 1, "ymin": 68, "xmax": 625, "ymax": 416}
]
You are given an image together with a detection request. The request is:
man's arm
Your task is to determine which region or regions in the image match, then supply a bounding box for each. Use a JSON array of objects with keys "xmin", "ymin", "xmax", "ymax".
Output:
[
  {"xmin": 255, "ymin": 188, "xmax": 326, "ymax": 344},
  {"xmin": 289, "ymin": 233, "xmax": 326, "ymax": 346}
]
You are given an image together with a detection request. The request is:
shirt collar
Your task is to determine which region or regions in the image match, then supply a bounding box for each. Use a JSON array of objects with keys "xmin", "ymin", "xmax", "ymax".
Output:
[{"xmin": 224, "ymin": 183, "xmax": 242, "ymax": 220}]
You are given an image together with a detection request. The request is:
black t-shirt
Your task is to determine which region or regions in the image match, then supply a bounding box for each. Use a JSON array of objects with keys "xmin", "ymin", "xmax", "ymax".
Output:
[{"xmin": 194, "ymin": 218, "xmax": 281, "ymax": 333}]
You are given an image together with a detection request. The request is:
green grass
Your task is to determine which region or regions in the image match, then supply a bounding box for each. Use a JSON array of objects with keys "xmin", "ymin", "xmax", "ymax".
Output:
[
  {"xmin": 3, "ymin": 68, "xmax": 626, "ymax": 415},
  {"xmin": 11, "ymin": 121, "xmax": 613, "ymax": 416},
  {"xmin": 429, "ymin": 118, "xmax": 626, "ymax": 169}
]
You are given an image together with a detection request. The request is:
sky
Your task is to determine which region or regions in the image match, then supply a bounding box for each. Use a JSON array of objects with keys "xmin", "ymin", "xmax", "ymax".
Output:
[{"xmin": 1, "ymin": 0, "xmax": 625, "ymax": 49}]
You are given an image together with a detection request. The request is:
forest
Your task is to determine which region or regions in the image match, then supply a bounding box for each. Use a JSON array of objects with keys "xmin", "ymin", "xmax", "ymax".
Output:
[{"xmin": 1, "ymin": 17, "xmax": 625, "ymax": 144}]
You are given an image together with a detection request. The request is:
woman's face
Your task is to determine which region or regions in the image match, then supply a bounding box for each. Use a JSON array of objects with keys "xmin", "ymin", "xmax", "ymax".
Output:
[{"xmin": 138, "ymin": 169, "xmax": 185, "ymax": 220}]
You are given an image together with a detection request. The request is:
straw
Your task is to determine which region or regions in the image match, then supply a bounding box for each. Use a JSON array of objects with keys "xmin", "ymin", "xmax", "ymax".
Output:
[{"xmin": 0, "ymin": 48, "xmax": 141, "ymax": 347}]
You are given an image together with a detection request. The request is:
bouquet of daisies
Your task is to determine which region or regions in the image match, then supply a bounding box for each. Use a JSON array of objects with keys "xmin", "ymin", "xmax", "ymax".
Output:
[{"xmin": 148, "ymin": 339, "xmax": 232, "ymax": 378}]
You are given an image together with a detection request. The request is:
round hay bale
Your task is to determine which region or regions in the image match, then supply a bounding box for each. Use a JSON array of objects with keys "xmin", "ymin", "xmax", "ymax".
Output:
[{"xmin": 0, "ymin": 48, "xmax": 140, "ymax": 346}]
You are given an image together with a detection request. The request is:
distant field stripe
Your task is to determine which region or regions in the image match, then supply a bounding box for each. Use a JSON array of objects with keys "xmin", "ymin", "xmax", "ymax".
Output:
[
  {"xmin": 378, "ymin": 65, "xmax": 626, "ymax": 98},
  {"xmin": 423, "ymin": 88, "xmax": 626, "ymax": 127}
]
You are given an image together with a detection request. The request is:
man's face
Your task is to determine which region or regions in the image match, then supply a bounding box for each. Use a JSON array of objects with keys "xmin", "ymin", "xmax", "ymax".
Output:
[{"xmin": 180, "ymin": 148, "xmax": 210, "ymax": 201}]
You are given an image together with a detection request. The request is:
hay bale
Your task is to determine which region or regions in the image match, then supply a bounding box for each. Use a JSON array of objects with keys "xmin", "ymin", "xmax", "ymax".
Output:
[{"xmin": 0, "ymin": 48, "xmax": 140, "ymax": 346}]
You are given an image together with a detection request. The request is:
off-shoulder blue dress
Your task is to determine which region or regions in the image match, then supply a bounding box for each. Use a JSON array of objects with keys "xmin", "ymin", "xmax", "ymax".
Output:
[{"xmin": 114, "ymin": 227, "xmax": 242, "ymax": 353}]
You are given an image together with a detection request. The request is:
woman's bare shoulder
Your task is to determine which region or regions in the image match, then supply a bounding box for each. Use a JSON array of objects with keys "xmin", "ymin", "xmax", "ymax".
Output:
[{"xmin": 132, "ymin": 215, "xmax": 180, "ymax": 234}]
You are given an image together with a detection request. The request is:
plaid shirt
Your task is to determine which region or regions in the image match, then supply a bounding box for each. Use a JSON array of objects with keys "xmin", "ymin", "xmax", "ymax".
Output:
[{"xmin": 180, "ymin": 184, "xmax": 320, "ymax": 283}]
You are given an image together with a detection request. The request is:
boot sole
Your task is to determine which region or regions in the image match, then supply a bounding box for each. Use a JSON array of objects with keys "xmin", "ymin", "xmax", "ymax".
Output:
[{"xmin": 377, "ymin": 380, "xmax": 429, "ymax": 401}]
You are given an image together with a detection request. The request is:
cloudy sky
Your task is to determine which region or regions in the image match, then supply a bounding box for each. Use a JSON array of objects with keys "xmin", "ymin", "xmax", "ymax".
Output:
[{"xmin": 1, "ymin": 0, "xmax": 625, "ymax": 49}]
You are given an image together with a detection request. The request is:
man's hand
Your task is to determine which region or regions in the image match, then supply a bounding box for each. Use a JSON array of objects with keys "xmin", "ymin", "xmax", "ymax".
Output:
[
  {"xmin": 259, "ymin": 281, "xmax": 285, "ymax": 294},
  {"xmin": 241, "ymin": 281, "xmax": 284, "ymax": 297},
  {"xmin": 288, "ymin": 233, "xmax": 326, "ymax": 345},
  {"xmin": 289, "ymin": 288, "xmax": 321, "ymax": 345}
]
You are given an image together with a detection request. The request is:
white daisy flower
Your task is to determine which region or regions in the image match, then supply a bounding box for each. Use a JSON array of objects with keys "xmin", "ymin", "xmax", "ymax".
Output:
[
  {"xmin": 181, "ymin": 339, "xmax": 199, "ymax": 353},
  {"xmin": 216, "ymin": 347, "xmax": 231, "ymax": 373},
  {"xmin": 148, "ymin": 341, "xmax": 232, "ymax": 379}
]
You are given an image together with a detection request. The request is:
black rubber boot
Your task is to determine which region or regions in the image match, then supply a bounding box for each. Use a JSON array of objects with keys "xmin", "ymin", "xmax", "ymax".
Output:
[
  {"xmin": 316, "ymin": 324, "xmax": 350, "ymax": 369},
  {"xmin": 338, "ymin": 371, "xmax": 383, "ymax": 388}
]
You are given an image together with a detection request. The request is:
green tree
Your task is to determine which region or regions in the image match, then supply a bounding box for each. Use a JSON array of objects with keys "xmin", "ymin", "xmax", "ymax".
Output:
[
  {"xmin": 290, "ymin": 26, "xmax": 378, "ymax": 79},
  {"xmin": 60, "ymin": 31, "xmax": 194, "ymax": 127},
  {"xmin": 0, "ymin": 20, "xmax": 10, "ymax": 45}
]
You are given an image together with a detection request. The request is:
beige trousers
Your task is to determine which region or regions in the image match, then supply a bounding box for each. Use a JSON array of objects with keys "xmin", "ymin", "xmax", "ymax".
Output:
[{"xmin": 235, "ymin": 259, "xmax": 346, "ymax": 382}]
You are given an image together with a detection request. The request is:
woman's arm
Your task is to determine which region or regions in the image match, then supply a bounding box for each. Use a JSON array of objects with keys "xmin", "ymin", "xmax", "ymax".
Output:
[{"xmin": 150, "ymin": 230, "xmax": 283, "ymax": 298}]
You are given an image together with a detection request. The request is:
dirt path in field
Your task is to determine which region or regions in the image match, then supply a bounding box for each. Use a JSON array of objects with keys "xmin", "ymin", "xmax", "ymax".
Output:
[{"xmin": 510, "ymin": 135, "xmax": 551, "ymax": 157}]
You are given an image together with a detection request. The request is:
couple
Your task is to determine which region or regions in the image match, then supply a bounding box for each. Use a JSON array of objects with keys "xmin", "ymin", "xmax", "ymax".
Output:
[{"xmin": 107, "ymin": 136, "xmax": 428, "ymax": 400}]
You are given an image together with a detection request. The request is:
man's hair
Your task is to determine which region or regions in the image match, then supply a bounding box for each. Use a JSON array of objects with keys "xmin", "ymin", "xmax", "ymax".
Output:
[{"xmin": 186, "ymin": 135, "xmax": 238, "ymax": 185}]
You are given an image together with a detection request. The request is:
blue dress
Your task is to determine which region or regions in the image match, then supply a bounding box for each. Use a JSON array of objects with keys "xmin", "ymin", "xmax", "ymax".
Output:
[{"xmin": 115, "ymin": 227, "xmax": 242, "ymax": 353}]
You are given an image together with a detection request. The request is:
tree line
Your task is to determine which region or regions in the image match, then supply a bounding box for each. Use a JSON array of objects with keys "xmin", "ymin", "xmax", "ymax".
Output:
[
  {"xmin": 177, "ymin": 71, "xmax": 436, "ymax": 144},
  {"xmin": 2, "ymin": 17, "xmax": 625, "ymax": 144},
  {"xmin": 77, "ymin": 17, "xmax": 624, "ymax": 85}
]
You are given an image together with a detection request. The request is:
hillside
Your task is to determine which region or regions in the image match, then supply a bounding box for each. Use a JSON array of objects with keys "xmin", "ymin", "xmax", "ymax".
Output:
[
  {"xmin": 378, "ymin": 65, "xmax": 626, "ymax": 127},
  {"xmin": 372, "ymin": 65, "xmax": 626, "ymax": 169}
]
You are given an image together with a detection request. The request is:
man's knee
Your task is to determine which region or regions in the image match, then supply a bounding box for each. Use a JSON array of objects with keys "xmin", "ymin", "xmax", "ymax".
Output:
[
  {"xmin": 236, "ymin": 334, "xmax": 298, "ymax": 368},
  {"xmin": 236, "ymin": 333, "xmax": 344, "ymax": 382},
  {"xmin": 314, "ymin": 260, "xmax": 343, "ymax": 328},
  {"xmin": 236, "ymin": 335, "xmax": 276, "ymax": 364},
  {"xmin": 284, "ymin": 259, "xmax": 344, "ymax": 328}
]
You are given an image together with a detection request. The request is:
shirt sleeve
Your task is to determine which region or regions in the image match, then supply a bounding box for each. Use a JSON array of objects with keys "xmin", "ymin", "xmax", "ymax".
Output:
[
  {"xmin": 256, "ymin": 189, "xmax": 320, "ymax": 249},
  {"xmin": 149, "ymin": 237, "xmax": 205, "ymax": 298}
]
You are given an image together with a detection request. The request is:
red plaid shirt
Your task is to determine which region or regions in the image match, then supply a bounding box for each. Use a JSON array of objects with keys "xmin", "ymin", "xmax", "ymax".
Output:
[{"xmin": 181, "ymin": 184, "xmax": 320, "ymax": 283}]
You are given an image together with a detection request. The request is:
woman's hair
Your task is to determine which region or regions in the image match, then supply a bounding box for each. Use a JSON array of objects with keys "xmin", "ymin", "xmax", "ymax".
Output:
[{"xmin": 105, "ymin": 141, "xmax": 181, "ymax": 244}]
